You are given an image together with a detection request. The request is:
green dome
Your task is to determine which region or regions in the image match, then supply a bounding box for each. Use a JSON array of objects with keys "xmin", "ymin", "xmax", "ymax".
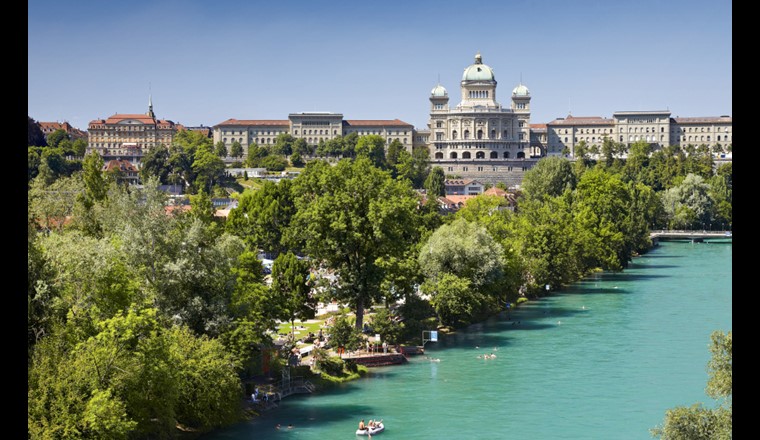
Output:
[
  {"xmin": 431, "ymin": 84, "xmax": 448, "ymax": 97},
  {"xmin": 462, "ymin": 52, "xmax": 495, "ymax": 81},
  {"xmin": 512, "ymin": 84, "xmax": 530, "ymax": 96}
]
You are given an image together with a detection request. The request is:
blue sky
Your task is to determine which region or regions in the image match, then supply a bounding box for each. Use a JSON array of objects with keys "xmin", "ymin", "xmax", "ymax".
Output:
[{"xmin": 28, "ymin": 0, "xmax": 731, "ymax": 131}]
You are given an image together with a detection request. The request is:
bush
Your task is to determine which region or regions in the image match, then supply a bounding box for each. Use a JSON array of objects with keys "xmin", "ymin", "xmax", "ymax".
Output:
[
  {"xmin": 516, "ymin": 297, "xmax": 529, "ymax": 305},
  {"xmin": 317, "ymin": 356, "xmax": 345, "ymax": 376}
]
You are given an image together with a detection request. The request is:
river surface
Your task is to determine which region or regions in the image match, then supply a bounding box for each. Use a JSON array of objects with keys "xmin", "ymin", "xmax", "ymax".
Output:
[{"xmin": 202, "ymin": 240, "xmax": 732, "ymax": 440}]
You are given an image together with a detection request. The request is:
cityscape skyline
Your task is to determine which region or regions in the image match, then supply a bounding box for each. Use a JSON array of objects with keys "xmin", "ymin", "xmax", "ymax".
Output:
[{"xmin": 28, "ymin": 0, "xmax": 732, "ymax": 131}]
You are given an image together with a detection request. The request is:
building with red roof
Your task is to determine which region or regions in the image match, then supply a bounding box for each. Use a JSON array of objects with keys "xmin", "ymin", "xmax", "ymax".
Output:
[{"xmin": 87, "ymin": 95, "xmax": 177, "ymax": 165}]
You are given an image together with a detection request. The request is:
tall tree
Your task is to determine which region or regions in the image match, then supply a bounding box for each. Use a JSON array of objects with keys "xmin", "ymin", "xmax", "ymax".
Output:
[
  {"xmin": 46, "ymin": 128, "xmax": 70, "ymax": 149},
  {"xmin": 215, "ymin": 141, "xmax": 228, "ymax": 158},
  {"xmin": 271, "ymin": 252, "xmax": 315, "ymax": 338},
  {"xmin": 229, "ymin": 140, "xmax": 244, "ymax": 158},
  {"xmin": 521, "ymin": 156, "xmax": 576, "ymax": 200},
  {"xmin": 192, "ymin": 145, "xmax": 225, "ymax": 193},
  {"xmin": 288, "ymin": 158, "xmax": 419, "ymax": 329},
  {"xmin": 140, "ymin": 145, "xmax": 171, "ymax": 184},
  {"xmin": 386, "ymin": 139, "xmax": 404, "ymax": 165},
  {"xmin": 661, "ymin": 173, "xmax": 714, "ymax": 229},
  {"xmin": 272, "ymin": 133, "xmax": 295, "ymax": 156},
  {"xmin": 226, "ymin": 179, "xmax": 295, "ymax": 253},
  {"xmin": 424, "ymin": 166, "xmax": 446, "ymax": 198},
  {"xmin": 355, "ymin": 134, "xmax": 387, "ymax": 168}
]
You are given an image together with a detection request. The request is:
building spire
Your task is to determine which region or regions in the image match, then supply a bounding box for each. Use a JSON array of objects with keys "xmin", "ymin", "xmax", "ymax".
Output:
[
  {"xmin": 147, "ymin": 83, "xmax": 155, "ymax": 118},
  {"xmin": 475, "ymin": 51, "xmax": 482, "ymax": 64}
]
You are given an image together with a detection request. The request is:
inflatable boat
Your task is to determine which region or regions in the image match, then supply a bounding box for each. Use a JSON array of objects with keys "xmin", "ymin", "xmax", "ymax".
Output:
[{"xmin": 356, "ymin": 422, "xmax": 384, "ymax": 436}]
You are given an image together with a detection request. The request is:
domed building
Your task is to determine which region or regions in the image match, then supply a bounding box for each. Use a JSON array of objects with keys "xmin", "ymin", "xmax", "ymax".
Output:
[{"xmin": 427, "ymin": 53, "xmax": 536, "ymax": 165}]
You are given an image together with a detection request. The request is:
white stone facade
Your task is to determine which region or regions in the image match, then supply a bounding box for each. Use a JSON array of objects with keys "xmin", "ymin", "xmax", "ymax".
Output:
[{"xmin": 426, "ymin": 53, "xmax": 533, "ymax": 162}]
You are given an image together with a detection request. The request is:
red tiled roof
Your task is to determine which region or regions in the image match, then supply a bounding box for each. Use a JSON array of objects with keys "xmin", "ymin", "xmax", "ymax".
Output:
[
  {"xmin": 530, "ymin": 123, "xmax": 547, "ymax": 130},
  {"xmin": 442, "ymin": 195, "xmax": 478, "ymax": 205},
  {"xmin": 445, "ymin": 179, "xmax": 481, "ymax": 186},
  {"xmin": 103, "ymin": 159, "xmax": 138, "ymax": 173},
  {"xmin": 104, "ymin": 114, "xmax": 157, "ymax": 124},
  {"xmin": 214, "ymin": 119, "xmax": 289, "ymax": 127},
  {"xmin": 673, "ymin": 116, "xmax": 732, "ymax": 124},
  {"xmin": 483, "ymin": 187, "xmax": 508, "ymax": 196},
  {"xmin": 548, "ymin": 115, "xmax": 613, "ymax": 126},
  {"xmin": 344, "ymin": 119, "xmax": 413, "ymax": 127}
]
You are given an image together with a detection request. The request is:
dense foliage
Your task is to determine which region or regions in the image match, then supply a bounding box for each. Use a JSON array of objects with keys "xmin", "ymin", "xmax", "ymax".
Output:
[{"xmin": 27, "ymin": 133, "xmax": 732, "ymax": 438}]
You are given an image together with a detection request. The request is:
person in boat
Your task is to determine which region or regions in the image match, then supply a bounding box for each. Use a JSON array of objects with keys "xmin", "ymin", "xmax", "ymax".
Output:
[
  {"xmin": 358, "ymin": 419, "xmax": 366, "ymax": 430},
  {"xmin": 368, "ymin": 419, "xmax": 375, "ymax": 428}
]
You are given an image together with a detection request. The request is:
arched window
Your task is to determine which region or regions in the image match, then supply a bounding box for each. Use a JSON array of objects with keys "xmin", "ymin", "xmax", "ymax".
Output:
[
  {"xmin": 503, "ymin": 130, "xmax": 508, "ymax": 139},
  {"xmin": 490, "ymin": 130, "xmax": 496, "ymax": 139},
  {"xmin": 477, "ymin": 130, "xmax": 483, "ymax": 140},
  {"xmin": 450, "ymin": 152, "xmax": 458, "ymax": 159},
  {"xmin": 435, "ymin": 152, "xmax": 443, "ymax": 159},
  {"xmin": 517, "ymin": 152, "xmax": 525, "ymax": 158},
  {"xmin": 718, "ymin": 135, "xmax": 721, "ymax": 141},
  {"xmin": 462, "ymin": 152, "xmax": 471, "ymax": 159},
  {"xmin": 464, "ymin": 130, "xmax": 470, "ymax": 139},
  {"xmin": 452, "ymin": 130, "xmax": 458, "ymax": 140},
  {"xmin": 503, "ymin": 151, "xmax": 510, "ymax": 158},
  {"xmin": 476, "ymin": 151, "xmax": 485, "ymax": 159},
  {"xmin": 490, "ymin": 151, "xmax": 498, "ymax": 159}
]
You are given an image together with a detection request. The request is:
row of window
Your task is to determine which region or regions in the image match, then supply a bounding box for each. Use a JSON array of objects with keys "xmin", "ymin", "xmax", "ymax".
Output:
[
  {"xmin": 436, "ymin": 151, "xmax": 519, "ymax": 159},
  {"xmin": 468, "ymin": 90, "xmax": 490, "ymax": 99}
]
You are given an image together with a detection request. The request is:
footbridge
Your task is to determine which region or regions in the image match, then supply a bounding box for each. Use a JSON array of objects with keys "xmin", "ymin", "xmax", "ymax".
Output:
[{"xmin": 650, "ymin": 230, "xmax": 732, "ymax": 243}]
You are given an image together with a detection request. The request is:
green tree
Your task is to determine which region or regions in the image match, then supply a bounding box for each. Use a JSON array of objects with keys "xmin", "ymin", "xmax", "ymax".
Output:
[
  {"xmin": 572, "ymin": 167, "xmax": 634, "ymax": 271},
  {"xmin": 230, "ymin": 140, "xmax": 244, "ymax": 158},
  {"xmin": 424, "ymin": 166, "xmax": 446, "ymax": 197},
  {"xmin": 355, "ymin": 134, "xmax": 387, "ymax": 168},
  {"xmin": 386, "ymin": 139, "xmax": 404, "ymax": 165},
  {"xmin": 81, "ymin": 153, "xmax": 107, "ymax": 202},
  {"xmin": 662, "ymin": 173, "xmax": 714, "ymax": 229},
  {"xmin": 271, "ymin": 252, "xmax": 315, "ymax": 338},
  {"xmin": 422, "ymin": 273, "xmax": 484, "ymax": 327},
  {"xmin": 27, "ymin": 209, "xmax": 57, "ymax": 351},
  {"xmin": 246, "ymin": 143, "xmax": 268, "ymax": 167},
  {"xmin": 521, "ymin": 156, "xmax": 576, "ymax": 200},
  {"xmin": 29, "ymin": 174, "xmax": 82, "ymax": 232},
  {"xmin": 418, "ymin": 217, "xmax": 505, "ymax": 296},
  {"xmin": 226, "ymin": 179, "xmax": 295, "ymax": 253},
  {"xmin": 260, "ymin": 154, "xmax": 288, "ymax": 171},
  {"xmin": 141, "ymin": 144, "xmax": 171, "ymax": 184},
  {"xmin": 369, "ymin": 305, "xmax": 403, "ymax": 345},
  {"xmin": 28, "ymin": 116, "xmax": 47, "ymax": 147},
  {"xmin": 290, "ymin": 151, "xmax": 304, "ymax": 167},
  {"xmin": 272, "ymin": 133, "xmax": 295, "ymax": 156},
  {"xmin": 215, "ymin": 141, "xmax": 229, "ymax": 158},
  {"xmin": 288, "ymin": 158, "xmax": 419, "ymax": 329},
  {"xmin": 46, "ymin": 128, "xmax": 70, "ymax": 149},
  {"xmin": 292, "ymin": 137, "xmax": 311, "ymax": 156},
  {"xmin": 190, "ymin": 189, "xmax": 216, "ymax": 223},
  {"xmin": 192, "ymin": 145, "xmax": 226, "ymax": 193},
  {"xmin": 651, "ymin": 330, "xmax": 732, "ymax": 439},
  {"xmin": 328, "ymin": 315, "xmax": 362, "ymax": 357},
  {"xmin": 72, "ymin": 138, "xmax": 88, "ymax": 157},
  {"xmin": 515, "ymin": 193, "xmax": 581, "ymax": 292}
]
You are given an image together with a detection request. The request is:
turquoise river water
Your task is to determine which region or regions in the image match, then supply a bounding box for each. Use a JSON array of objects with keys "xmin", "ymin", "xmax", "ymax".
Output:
[{"xmin": 202, "ymin": 240, "xmax": 732, "ymax": 440}]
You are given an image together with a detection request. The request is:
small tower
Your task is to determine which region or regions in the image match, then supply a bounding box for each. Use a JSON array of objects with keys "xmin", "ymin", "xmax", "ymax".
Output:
[
  {"xmin": 430, "ymin": 83, "xmax": 449, "ymax": 113},
  {"xmin": 511, "ymin": 83, "xmax": 531, "ymax": 113},
  {"xmin": 147, "ymin": 94, "xmax": 155, "ymax": 119}
]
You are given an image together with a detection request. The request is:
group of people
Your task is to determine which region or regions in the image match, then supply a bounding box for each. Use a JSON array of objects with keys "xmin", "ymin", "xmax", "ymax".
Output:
[{"xmin": 358, "ymin": 418, "xmax": 382, "ymax": 431}]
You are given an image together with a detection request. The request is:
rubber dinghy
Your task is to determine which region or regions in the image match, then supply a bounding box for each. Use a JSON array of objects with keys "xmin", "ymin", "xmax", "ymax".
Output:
[{"xmin": 356, "ymin": 422, "xmax": 384, "ymax": 436}]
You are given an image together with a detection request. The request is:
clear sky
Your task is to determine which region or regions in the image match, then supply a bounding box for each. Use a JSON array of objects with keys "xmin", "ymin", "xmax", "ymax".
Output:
[{"xmin": 28, "ymin": 0, "xmax": 731, "ymax": 130}]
